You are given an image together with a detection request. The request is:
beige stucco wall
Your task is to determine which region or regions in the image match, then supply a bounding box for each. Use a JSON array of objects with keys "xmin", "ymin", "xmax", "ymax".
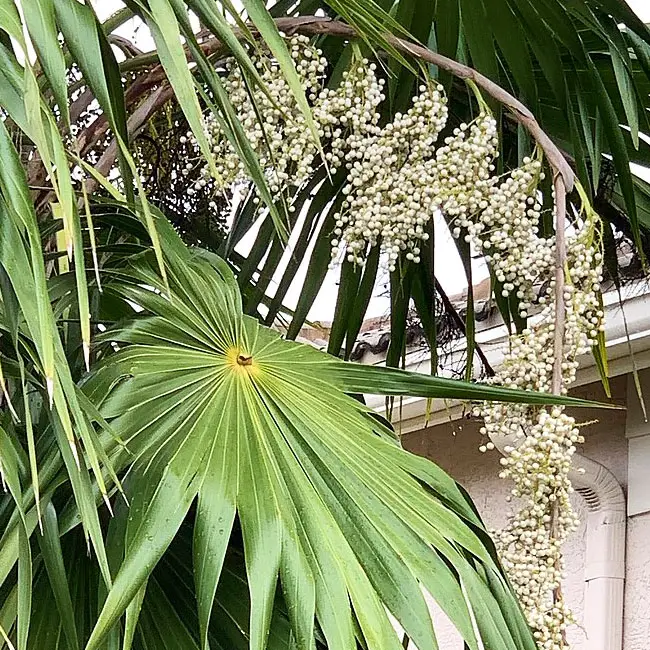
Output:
[{"xmin": 400, "ymin": 375, "xmax": 650, "ymax": 649}]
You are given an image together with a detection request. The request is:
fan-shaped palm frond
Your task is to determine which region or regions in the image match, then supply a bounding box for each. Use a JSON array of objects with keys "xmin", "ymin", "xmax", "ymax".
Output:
[{"xmin": 81, "ymin": 246, "xmax": 596, "ymax": 650}]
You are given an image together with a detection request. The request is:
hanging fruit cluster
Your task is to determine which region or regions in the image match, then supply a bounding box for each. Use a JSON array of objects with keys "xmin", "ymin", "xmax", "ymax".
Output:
[{"xmin": 189, "ymin": 37, "xmax": 604, "ymax": 650}]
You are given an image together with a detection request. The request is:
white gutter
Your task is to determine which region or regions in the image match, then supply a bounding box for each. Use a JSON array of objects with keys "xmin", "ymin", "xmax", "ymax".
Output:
[
  {"xmin": 366, "ymin": 281, "xmax": 650, "ymax": 431},
  {"xmin": 572, "ymin": 456, "xmax": 626, "ymax": 650}
]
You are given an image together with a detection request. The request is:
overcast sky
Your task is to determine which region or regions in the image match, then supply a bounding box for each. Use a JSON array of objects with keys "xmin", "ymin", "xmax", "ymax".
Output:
[
  {"xmin": 629, "ymin": 0, "xmax": 650, "ymax": 21},
  {"xmin": 94, "ymin": 0, "xmax": 650, "ymax": 322}
]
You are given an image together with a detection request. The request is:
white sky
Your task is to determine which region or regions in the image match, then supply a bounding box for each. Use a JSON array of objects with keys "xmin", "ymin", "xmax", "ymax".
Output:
[
  {"xmin": 629, "ymin": 0, "xmax": 650, "ymax": 21},
  {"xmin": 95, "ymin": 0, "xmax": 650, "ymax": 323}
]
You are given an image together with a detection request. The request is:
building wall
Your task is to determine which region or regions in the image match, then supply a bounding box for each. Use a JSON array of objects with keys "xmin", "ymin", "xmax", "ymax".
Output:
[{"xmin": 400, "ymin": 375, "xmax": 650, "ymax": 649}]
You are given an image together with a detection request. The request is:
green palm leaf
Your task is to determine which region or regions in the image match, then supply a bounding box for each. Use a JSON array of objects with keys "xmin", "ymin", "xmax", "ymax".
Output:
[{"xmin": 77, "ymin": 249, "xmax": 601, "ymax": 649}]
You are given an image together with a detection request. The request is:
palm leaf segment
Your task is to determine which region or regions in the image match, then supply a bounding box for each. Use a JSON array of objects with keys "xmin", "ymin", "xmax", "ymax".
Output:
[{"xmin": 84, "ymin": 251, "xmax": 536, "ymax": 650}]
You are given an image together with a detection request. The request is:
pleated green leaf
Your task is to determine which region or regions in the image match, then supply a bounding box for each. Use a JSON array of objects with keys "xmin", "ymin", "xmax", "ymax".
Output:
[{"xmin": 77, "ymin": 250, "xmax": 610, "ymax": 649}]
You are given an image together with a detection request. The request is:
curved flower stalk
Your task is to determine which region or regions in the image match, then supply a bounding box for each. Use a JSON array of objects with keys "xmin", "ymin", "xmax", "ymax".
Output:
[{"xmin": 471, "ymin": 181, "xmax": 604, "ymax": 648}]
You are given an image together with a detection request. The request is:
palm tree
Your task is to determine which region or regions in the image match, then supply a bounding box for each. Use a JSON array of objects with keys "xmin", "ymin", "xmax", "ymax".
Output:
[{"xmin": 0, "ymin": 1, "xmax": 643, "ymax": 648}]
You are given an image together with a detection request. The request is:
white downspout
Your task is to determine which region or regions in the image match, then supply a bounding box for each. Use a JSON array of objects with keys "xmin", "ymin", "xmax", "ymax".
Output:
[
  {"xmin": 571, "ymin": 456, "xmax": 626, "ymax": 650},
  {"xmin": 489, "ymin": 430, "xmax": 626, "ymax": 650}
]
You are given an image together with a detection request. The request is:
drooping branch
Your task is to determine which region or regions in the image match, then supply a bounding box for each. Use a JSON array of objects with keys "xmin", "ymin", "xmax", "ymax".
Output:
[
  {"xmin": 552, "ymin": 175, "xmax": 567, "ymax": 396},
  {"xmin": 113, "ymin": 16, "xmax": 575, "ymax": 191},
  {"xmin": 65, "ymin": 15, "xmax": 572, "ymax": 389},
  {"xmin": 85, "ymin": 85, "xmax": 174, "ymax": 194}
]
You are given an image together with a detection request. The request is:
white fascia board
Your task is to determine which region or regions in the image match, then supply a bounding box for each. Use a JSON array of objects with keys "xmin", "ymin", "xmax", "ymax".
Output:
[{"xmin": 365, "ymin": 285, "xmax": 650, "ymax": 432}]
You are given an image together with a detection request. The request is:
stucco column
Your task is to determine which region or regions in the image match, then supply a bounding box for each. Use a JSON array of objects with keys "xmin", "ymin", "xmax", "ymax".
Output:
[
  {"xmin": 623, "ymin": 369, "xmax": 650, "ymax": 650},
  {"xmin": 625, "ymin": 369, "xmax": 650, "ymax": 516}
]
